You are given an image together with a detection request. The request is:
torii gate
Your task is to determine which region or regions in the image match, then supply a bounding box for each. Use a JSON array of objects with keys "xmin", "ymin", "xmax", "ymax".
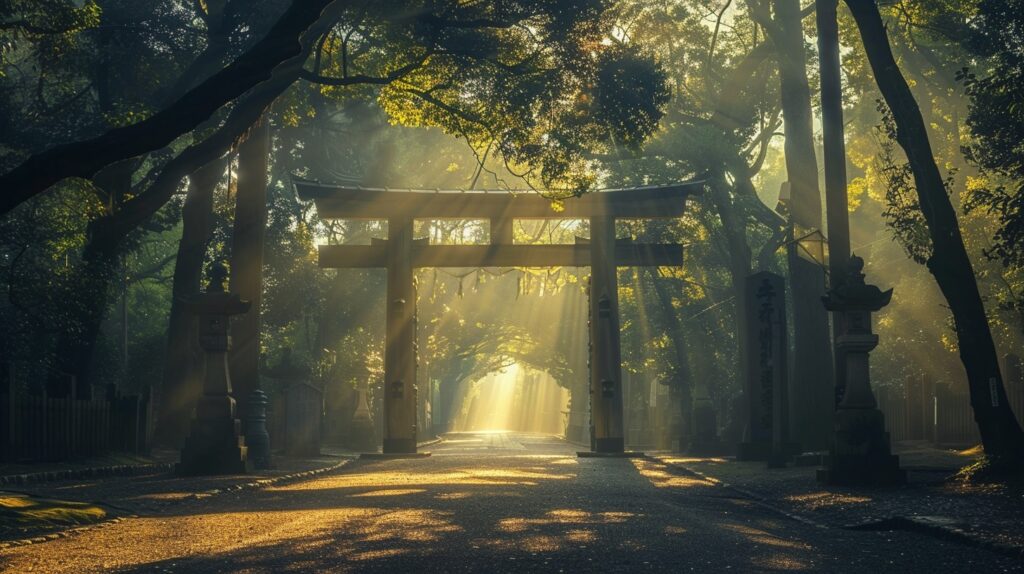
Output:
[{"xmin": 295, "ymin": 180, "xmax": 702, "ymax": 455}]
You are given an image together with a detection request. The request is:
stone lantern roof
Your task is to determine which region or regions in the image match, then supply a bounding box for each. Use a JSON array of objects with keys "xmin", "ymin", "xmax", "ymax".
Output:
[{"xmin": 821, "ymin": 255, "xmax": 893, "ymax": 312}]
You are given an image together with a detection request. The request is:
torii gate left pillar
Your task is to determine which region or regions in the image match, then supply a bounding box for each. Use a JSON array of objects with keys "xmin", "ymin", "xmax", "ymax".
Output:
[{"xmin": 384, "ymin": 216, "xmax": 418, "ymax": 454}]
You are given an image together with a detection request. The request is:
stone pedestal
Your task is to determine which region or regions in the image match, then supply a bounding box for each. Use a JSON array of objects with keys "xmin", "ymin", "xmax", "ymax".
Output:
[
  {"xmin": 180, "ymin": 396, "xmax": 249, "ymax": 475},
  {"xmin": 817, "ymin": 256, "xmax": 905, "ymax": 486},
  {"xmin": 816, "ymin": 408, "xmax": 905, "ymax": 485},
  {"xmin": 179, "ymin": 263, "xmax": 252, "ymax": 476}
]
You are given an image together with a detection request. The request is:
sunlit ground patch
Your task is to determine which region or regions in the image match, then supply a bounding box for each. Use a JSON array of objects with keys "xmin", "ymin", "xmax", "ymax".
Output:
[
  {"xmin": 785, "ymin": 491, "xmax": 872, "ymax": 509},
  {"xmin": 350, "ymin": 488, "xmax": 428, "ymax": 498},
  {"xmin": 269, "ymin": 464, "xmax": 575, "ymax": 493},
  {"xmin": 481, "ymin": 508, "xmax": 644, "ymax": 553},
  {"xmin": 631, "ymin": 458, "xmax": 715, "ymax": 488},
  {"xmin": 721, "ymin": 523, "xmax": 813, "ymax": 550},
  {"xmin": 661, "ymin": 457, "xmax": 727, "ymax": 465},
  {"xmin": 0, "ymin": 506, "xmax": 464, "ymax": 572},
  {"xmin": 751, "ymin": 554, "xmax": 813, "ymax": 570}
]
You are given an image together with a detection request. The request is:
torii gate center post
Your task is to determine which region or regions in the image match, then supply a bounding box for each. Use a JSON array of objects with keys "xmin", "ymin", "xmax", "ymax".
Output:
[{"xmin": 295, "ymin": 181, "xmax": 702, "ymax": 455}]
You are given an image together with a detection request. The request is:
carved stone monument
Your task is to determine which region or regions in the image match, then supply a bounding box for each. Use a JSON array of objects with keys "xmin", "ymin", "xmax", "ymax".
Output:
[
  {"xmin": 285, "ymin": 381, "xmax": 323, "ymax": 457},
  {"xmin": 738, "ymin": 271, "xmax": 797, "ymax": 463},
  {"xmin": 817, "ymin": 256, "xmax": 905, "ymax": 485},
  {"xmin": 178, "ymin": 263, "xmax": 251, "ymax": 475},
  {"xmin": 267, "ymin": 351, "xmax": 322, "ymax": 457}
]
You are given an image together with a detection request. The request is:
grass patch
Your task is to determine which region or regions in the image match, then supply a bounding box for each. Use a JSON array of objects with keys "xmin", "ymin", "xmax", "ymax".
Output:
[{"xmin": 0, "ymin": 492, "xmax": 107, "ymax": 533}]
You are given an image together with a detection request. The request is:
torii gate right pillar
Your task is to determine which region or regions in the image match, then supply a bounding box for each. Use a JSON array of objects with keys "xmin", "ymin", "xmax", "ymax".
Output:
[{"xmin": 589, "ymin": 216, "xmax": 625, "ymax": 453}]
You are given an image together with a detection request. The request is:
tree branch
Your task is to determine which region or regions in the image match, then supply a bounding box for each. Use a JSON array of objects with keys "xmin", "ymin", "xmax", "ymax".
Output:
[{"xmin": 0, "ymin": 0, "xmax": 346, "ymax": 215}]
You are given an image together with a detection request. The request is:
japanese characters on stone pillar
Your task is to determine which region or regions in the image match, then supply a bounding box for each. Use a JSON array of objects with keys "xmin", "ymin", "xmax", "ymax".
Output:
[
  {"xmin": 738, "ymin": 271, "xmax": 796, "ymax": 462},
  {"xmin": 178, "ymin": 263, "xmax": 251, "ymax": 476},
  {"xmin": 817, "ymin": 255, "xmax": 905, "ymax": 485}
]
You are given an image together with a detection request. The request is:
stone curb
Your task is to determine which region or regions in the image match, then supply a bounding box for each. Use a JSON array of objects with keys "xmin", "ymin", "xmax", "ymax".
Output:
[
  {"xmin": 846, "ymin": 516, "xmax": 1024, "ymax": 560},
  {"xmin": 0, "ymin": 457, "xmax": 353, "ymax": 552},
  {"xmin": 417, "ymin": 437, "xmax": 444, "ymax": 448},
  {"xmin": 0, "ymin": 462, "xmax": 177, "ymax": 487},
  {"xmin": 652, "ymin": 456, "xmax": 828, "ymax": 530},
  {"xmin": 655, "ymin": 456, "xmax": 1024, "ymax": 560}
]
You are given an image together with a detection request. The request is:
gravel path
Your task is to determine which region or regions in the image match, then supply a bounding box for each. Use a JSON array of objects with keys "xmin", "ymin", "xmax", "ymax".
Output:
[{"xmin": 0, "ymin": 432, "xmax": 1019, "ymax": 573}]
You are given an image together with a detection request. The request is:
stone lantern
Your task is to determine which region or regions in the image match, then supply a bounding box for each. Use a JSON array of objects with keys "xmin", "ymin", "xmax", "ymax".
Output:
[
  {"xmin": 178, "ymin": 263, "xmax": 252, "ymax": 475},
  {"xmin": 817, "ymin": 255, "xmax": 905, "ymax": 485}
]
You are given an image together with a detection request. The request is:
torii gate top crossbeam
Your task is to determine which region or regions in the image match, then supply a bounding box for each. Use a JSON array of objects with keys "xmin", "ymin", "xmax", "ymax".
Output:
[{"xmin": 294, "ymin": 179, "xmax": 703, "ymax": 220}]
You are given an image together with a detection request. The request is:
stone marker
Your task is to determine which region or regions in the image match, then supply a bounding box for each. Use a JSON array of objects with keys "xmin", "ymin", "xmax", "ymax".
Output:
[
  {"xmin": 738, "ymin": 271, "xmax": 797, "ymax": 463},
  {"xmin": 348, "ymin": 386, "xmax": 377, "ymax": 452},
  {"xmin": 689, "ymin": 393, "xmax": 722, "ymax": 456},
  {"xmin": 178, "ymin": 263, "xmax": 251, "ymax": 475},
  {"xmin": 285, "ymin": 381, "xmax": 323, "ymax": 457},
  {"xmin": 817, "ymin": 256, "xmax": 905, "ymax": 485}
]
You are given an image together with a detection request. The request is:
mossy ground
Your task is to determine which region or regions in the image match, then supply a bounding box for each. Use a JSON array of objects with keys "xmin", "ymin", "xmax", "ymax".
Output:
[{"xmin": 0, "ymin": 492, "xmax": 107, "ymax": 535}]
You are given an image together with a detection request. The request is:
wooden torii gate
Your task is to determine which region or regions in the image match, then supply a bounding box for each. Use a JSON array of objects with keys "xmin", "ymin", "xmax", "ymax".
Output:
[{"xmin": 295, "ymin": 181, "xmax": 702, "ymax": 455}]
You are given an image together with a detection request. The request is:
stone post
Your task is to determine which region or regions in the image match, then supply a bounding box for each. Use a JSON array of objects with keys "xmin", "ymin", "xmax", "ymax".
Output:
[
  {"xmin": 178, "ymin": 263, "xmax": 251, "ymax": 475},
  {"xmin": 817, "ymin": 256, "xmax": 905, "ymax": 485},
  {"xmin": 245, "ymin": 389, "xmax": 272, "ymax": 469},
  {"xmin": 738, "ymin": 271, "xmax": 797, "ymax": 462}
]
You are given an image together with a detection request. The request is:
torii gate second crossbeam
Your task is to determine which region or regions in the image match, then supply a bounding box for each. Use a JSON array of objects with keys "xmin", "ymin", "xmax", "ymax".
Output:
[{"xmin": 296, "ymin": 180, "xmax": 702, "ymax": 455}]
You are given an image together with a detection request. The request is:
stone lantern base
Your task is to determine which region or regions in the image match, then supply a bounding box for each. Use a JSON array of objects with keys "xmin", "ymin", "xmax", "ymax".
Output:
[
  {"xmin": 817, "ymin": 408, "xmax": 905, "ymax": 485},
  {"xmin": 178, "ymin": 396, "xmax": 251, "ymax": 476}
]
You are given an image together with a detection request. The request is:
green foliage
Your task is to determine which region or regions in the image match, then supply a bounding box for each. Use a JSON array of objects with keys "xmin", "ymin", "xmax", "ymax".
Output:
[{"xmin": 960, "ymin": 0, "xmax": 1024, "ymax": 268}]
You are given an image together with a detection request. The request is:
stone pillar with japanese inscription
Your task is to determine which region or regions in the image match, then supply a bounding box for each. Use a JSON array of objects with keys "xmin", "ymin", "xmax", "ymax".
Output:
[
  {"xmin": 737, "ymin": 271, "xmax": 796, "ymax": 462},
  {"xmin": 817, "ymin": 256, "xmax": 905, "ymax": 485}
]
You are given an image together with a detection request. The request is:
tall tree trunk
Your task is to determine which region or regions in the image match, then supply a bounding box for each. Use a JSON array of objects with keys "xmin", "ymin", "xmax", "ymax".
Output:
[
  {"xmin": 645, "ymin": 268, "xmax": 694, "ymax": 446},
  {"xmin": 228, "ymin": 120, "xmax": 271, "ymax": 414},
  {"xmin": 755, "ymin": 0, "xmax": 835, "ymax": 451},
  {"xmin": 845, "ymin": 0, "xmax": 1024, "ymax": 458},
  {"xmin": 157, "ymin": 157, "xmax": 227, "ymax": 447},
  {"xmin": 708, "ymin": 176, "xmax": 753, "ymax": 424}
]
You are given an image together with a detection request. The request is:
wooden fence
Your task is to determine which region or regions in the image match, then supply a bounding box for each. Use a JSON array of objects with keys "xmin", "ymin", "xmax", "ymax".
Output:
[
  {"xmin": 2, "ymin": 368, "xmax": 152, "ymax": 462},
  {"xmin": 875, "ymin": 356, "xmax": 1024, "ymax": 448},
  {"xmin": 1, "ymin": 393, "xmax": 112, "ymax": 461}
]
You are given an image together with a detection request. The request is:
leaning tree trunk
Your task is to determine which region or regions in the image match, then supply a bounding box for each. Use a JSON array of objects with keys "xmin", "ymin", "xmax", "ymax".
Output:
[
  {"xmin": 157, "ymin": 157, "xmax": 227, "ymax": 447},
  {"xmin": 846, "ymin": 0, "xmax": 1024, "ymax": 458}
]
